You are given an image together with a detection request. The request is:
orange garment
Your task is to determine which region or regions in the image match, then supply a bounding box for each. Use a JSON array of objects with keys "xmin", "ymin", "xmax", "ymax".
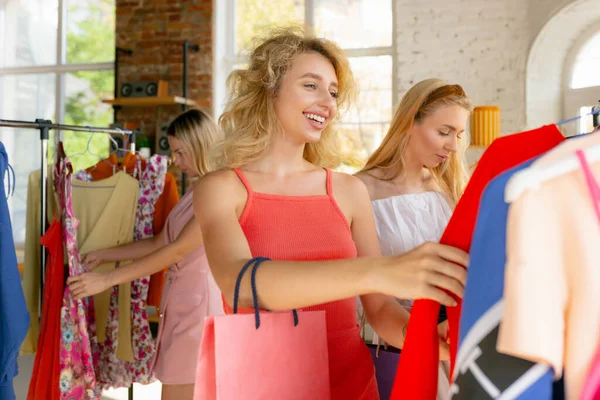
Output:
[
  {"xmin": 85, "ymin": 154, "xmax": 179, "ymax": 307},
  {"xmin": 225, "ymin": 168, "xmax": 378, "ymax": 400}
]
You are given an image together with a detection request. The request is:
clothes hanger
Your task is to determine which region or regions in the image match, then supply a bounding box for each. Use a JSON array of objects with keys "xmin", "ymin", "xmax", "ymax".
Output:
[
  {"xmin": 504, "ymin": 107, "xmax": 600, "ymax": 203},
  {"xmin": 68, "ymin": 126, "xmax": 121, "ymax": 175},
  {"xmin": 107, "ymin": 127, "xmax": 141, "ymax": 178}
]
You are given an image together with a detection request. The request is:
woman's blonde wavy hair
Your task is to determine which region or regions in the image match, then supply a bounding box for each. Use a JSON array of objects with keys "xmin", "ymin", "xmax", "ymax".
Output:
[
  {"xmin": 216, "ymin": 26, "xmax": 356, "ymax": 169},
  {"xmin": 167, "ymin": 109, "xmax": 220, "ymax": 177},
  {"xmin": 360, "ymin": 78, "xmax": 473, "ymax": 204}
]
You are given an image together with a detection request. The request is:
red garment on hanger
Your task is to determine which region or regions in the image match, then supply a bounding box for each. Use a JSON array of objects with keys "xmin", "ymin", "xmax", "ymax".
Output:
[
  {"xmin": 391, "ymin": 125, "xmax": 565, "ymax": 400},
  {"xmin": 27, "ymin": 218, "xmax": 64, "ymax": 400},
  {"xmin": 84, "ymin": 153, "xmax": 179, "ymax": 307}
]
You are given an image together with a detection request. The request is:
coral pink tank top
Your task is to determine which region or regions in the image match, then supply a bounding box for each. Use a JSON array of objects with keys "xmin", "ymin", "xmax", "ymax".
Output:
[{"xmin": 224, "ymin": 167, "xmax": 378, "ymax": 399}]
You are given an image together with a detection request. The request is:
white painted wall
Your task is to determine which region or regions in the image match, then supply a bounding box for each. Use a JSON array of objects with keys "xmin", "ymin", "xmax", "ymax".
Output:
[{"xmin": 393, "ymin": 0, "xmax": 600, "ymax": 136}]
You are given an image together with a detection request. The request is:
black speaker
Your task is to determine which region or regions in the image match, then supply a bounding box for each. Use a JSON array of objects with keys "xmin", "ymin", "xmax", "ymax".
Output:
[
  {"xmin": 155, "ymin": 122, "xmax": 170, "ymax": 156},
  {"xmin": 120, "ymin": 81, "xmax": 166, "ymax": 98}
]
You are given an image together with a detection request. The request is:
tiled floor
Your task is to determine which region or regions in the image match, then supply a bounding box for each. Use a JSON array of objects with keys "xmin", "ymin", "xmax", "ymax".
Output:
[{"xmin": 14, "ymin": 354, "xmax": 162, "ymax": 400}]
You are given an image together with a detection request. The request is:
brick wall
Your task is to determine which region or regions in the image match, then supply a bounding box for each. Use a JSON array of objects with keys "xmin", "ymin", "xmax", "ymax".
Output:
[
  {"xmin": 393, "ymin": 0, "xmax": 596, "ymax": 137},
  {"xmin": 526, "ymin": 0, "xmax": 600, "ymax": 136},
  {"xmin": 527, "ymin": 0, "xmax": 581, "ymax": 44},
  {"xmin": 394, "ymin": 0, "xmax": 530, "ymax": 136},
  {"xmin": 115, "ymin": 0, "xmax": 213, "ymax": 188}
]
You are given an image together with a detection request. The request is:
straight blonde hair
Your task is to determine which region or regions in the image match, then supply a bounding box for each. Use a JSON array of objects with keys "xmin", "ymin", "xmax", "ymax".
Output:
[
  {"xmin": 216, "ymin": 26, "xmax": 357, "ymax": 169},
  {"xmin": 361, "ymin": 79, "xmax": 473, "ymax": 204},
  {"xmin": 167, "ymin": 109, "xmax": 220, "ymax": 177}
]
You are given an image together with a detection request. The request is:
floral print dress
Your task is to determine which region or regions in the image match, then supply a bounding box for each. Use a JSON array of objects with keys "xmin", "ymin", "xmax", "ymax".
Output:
[{"xmin": 57, "ymin": 157, "xmax": 101, "ymax": 399}]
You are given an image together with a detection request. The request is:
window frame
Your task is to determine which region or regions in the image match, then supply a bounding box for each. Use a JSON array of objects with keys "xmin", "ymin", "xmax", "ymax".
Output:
[
  {"xmin": 0, "ymin": 0, "xmax": 115, "ymax": 128},
  {"xmin": 0, "ymin": 0, "xmax": 115, "ymax": 246},
  {"xmin": 213, "ymin": 0, "xmax": 398, "ymax": 118},
  {"xmin": 562, "ymin": 25, "xmax": 600, "ymax": 137}
]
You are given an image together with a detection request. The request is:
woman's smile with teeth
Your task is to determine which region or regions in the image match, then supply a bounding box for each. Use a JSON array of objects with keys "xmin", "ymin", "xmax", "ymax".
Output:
[{"xmin": 304, "ymin": 113, "xmax": 326, "ymax": 124}]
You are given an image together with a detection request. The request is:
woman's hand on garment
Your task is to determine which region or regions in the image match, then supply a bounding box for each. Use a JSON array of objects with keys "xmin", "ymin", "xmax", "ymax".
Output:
[
  {"xmin": 66, "ymin": 271, "xmax": 112, "ymax": 300},
  {"xmin": 79, "ymin": 232, "xmax": 166, "ymax": 268},
  {"xmin": 78, "ymin": 220, "xmax": 202, "ymax": 292},
  {"xmin": 369, "ymin": 242, "xmax": 468, "ymax": 307},
  {"xmin": 346, "ymin": 173, "xmax": 468, "ymax": 306},
  {"xmin": 81, "ymin": 250, "xmax": 105, "ymax": 270},
  {"xmin": 438, "ymin": 320, "xmax": 450, "ymax": 361}
]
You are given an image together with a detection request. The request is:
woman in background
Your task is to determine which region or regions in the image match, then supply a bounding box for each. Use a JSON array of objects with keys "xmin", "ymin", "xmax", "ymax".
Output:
[
  {"xmin": 356, "ymin": 78, "xmax": 473, "ymax": 399},
  {"xmin": 67, "ymin": 109, "xmax": 223, "ymax": 400}
]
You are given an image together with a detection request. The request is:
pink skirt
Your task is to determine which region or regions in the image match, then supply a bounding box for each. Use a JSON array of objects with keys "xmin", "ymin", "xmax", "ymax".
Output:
[{"xmin": 150, "ymin": 266, "xmax": 223, "ymax": 384}]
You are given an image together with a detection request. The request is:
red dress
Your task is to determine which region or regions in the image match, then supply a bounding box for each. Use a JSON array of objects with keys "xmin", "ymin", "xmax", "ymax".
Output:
[
  {"xmin": 27, "ymin": 218, "xmax": 64, "ymax": 400},
  {"xmin": 223, "ymin": 168, "xmax": 379, "ymax": 400},
  {"xmin": 392, "ymin": 125, "xmax": 566, "ymax": 399}
]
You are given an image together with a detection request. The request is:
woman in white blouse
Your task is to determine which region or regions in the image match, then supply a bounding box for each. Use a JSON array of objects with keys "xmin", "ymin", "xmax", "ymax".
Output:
[{"xmin": 355, "ymin": 78, "xmax": 473, "ymax": 399}]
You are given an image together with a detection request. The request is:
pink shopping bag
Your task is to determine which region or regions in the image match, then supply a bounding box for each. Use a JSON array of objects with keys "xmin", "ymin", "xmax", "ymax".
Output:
[{"xmin": 193, "ymin": 258, "xmax": 331, "ymax": 400}]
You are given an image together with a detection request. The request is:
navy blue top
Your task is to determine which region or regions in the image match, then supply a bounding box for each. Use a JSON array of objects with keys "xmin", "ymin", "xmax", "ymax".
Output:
[
  {"xmin": 452, "ymin": 158, "xmax": 561, "ymax": 399},
  {"xmin": 0, "ymin": 142, "xmax": 30, "ymax": 400}
]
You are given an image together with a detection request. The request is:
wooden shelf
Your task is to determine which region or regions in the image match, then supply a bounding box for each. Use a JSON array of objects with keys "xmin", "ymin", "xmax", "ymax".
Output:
[{"xmin": 102, "ymin": 96, "xmax": 197, "ymax": 107}]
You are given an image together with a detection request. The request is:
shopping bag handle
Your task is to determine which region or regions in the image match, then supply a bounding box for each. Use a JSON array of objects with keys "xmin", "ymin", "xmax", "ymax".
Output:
[
  {"xmin": 233, "ymin": 257, "xmax": 299, "ymax": 329},
  {"xmin": 233, "ymin": 257, "xmax": 268, "ymax": 314}
]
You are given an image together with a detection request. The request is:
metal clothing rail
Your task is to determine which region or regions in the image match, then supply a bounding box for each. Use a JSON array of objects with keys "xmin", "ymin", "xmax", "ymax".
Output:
[
  {"xmin": 0, "ymin": 118, "xmax": 138, "ymax": 314},
  {"xmin": 0, "ymin": 119, "xmax": 139, "ymax": 137}
]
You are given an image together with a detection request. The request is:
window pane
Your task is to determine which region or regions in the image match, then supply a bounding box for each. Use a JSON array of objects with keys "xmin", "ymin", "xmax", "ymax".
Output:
[
  {"xmin": 233, "ymin": 62, "xmax": 249, "ymax": 70},
  {"xmin": 338, "ymin": 55, "xmax": 392, "ymax": 169},
  {"xmin": 235, "ymin": 0, "xmax": 304, "ymax": 56},
  {"xmin": 315, "ymin": 0, "xmax": 392, "ymax": 49},
  {"xmin": 66, "ymin": 0, "xmax": 116, "ymax": 64},
  {"xmin": 571, "ymin": 31, "xmax": 600, "ymax": 89},
  {"xmin": 0, "ymin": 0, "xmax": 59, "ymax": 67},
  {"xmin": 0, "ymin": 73, "xmax": 56, "ymax": 244},
  {"xmin": 63, "ymin": 70, "xmax": 114, "ymax": 171}
]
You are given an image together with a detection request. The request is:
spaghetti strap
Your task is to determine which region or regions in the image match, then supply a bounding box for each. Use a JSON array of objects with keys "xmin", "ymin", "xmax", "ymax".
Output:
[
  {"xmin": 232, "ymin": 168, "xmax": 254, "ymax": 196},
  {"xmin": 324, "ymin": 168, "xmax": 333, "ymax": 197},
  {"xmin": 575, "ymin": 149, "xmax": 600, "ymax": 224}
]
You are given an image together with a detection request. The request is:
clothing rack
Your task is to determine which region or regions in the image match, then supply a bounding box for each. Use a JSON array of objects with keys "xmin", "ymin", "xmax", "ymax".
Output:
[
  {"xmin": 0, "ymin": 118, "xmax": 137, "ymax": 309},
  {"xmin": 0, "ymin": 119, "xmax": 141, "ymax": 399}
]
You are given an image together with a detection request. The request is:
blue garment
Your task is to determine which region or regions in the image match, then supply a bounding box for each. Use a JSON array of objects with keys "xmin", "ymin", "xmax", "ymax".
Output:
[
  {"xmin": 451, "ymin": 158, "xmax": 563, "ymax": 399},
  {"xmin": 0, "ymin": 142, "xmax": 30, "ymax": 400}
]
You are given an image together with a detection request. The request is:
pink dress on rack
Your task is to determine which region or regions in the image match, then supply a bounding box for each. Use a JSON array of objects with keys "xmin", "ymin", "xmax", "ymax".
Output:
[
  {"xmin": 57, "ymin": 157, "xmax": 101, "ymax": 400},
  {"xmin": 581, "ymin": 349, "xmax": 600, "ymax": 400},
  {"xmin": 577, "ymin": 149, "xmax": 600, "ymax": 400},
  {"xmin": 150, "ymin": 187, "xmax": 224, "ymax": 384}
]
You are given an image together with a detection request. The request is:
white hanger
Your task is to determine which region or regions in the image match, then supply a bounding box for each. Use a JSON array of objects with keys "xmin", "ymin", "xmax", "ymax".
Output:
[
  {"xmin": 68, "ymin": 126, "xmax": 121, "ymax": 174},
  {"xmin": 504, "ymin": 107, "xmax": 600, "ymax": 203},
  {"xmin": 504, "ymin": 138, "xmax": 600, "ymax": 203}
]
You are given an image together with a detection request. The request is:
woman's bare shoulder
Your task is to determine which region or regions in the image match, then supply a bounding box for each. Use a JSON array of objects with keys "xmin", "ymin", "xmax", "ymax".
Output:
[
  {"xmin": 353, "ymin": 170, "xmax": 372, "ymax": 185},
  {"xmin": 330, "ymin": 169, "xmax": 372, "ymax": 199},
  {"xmin": 352, "ymin": 169, "xmax": 383, "ymax": 199},
  {"xmin": 194, "ymin": 168, "xmax": 247, "ymax": 204}
]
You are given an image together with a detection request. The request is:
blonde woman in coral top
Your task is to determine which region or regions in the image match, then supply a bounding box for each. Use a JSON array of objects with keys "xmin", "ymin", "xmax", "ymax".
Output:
[{"xmin": 192, "ymin": 28, "xmax": 469, "ymax": 399}]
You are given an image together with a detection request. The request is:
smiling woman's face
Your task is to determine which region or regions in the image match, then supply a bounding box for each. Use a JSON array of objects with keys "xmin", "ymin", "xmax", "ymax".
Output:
[{"xmin": 272, "ymin": 51, "xmax": 339, "ymax": 145}]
